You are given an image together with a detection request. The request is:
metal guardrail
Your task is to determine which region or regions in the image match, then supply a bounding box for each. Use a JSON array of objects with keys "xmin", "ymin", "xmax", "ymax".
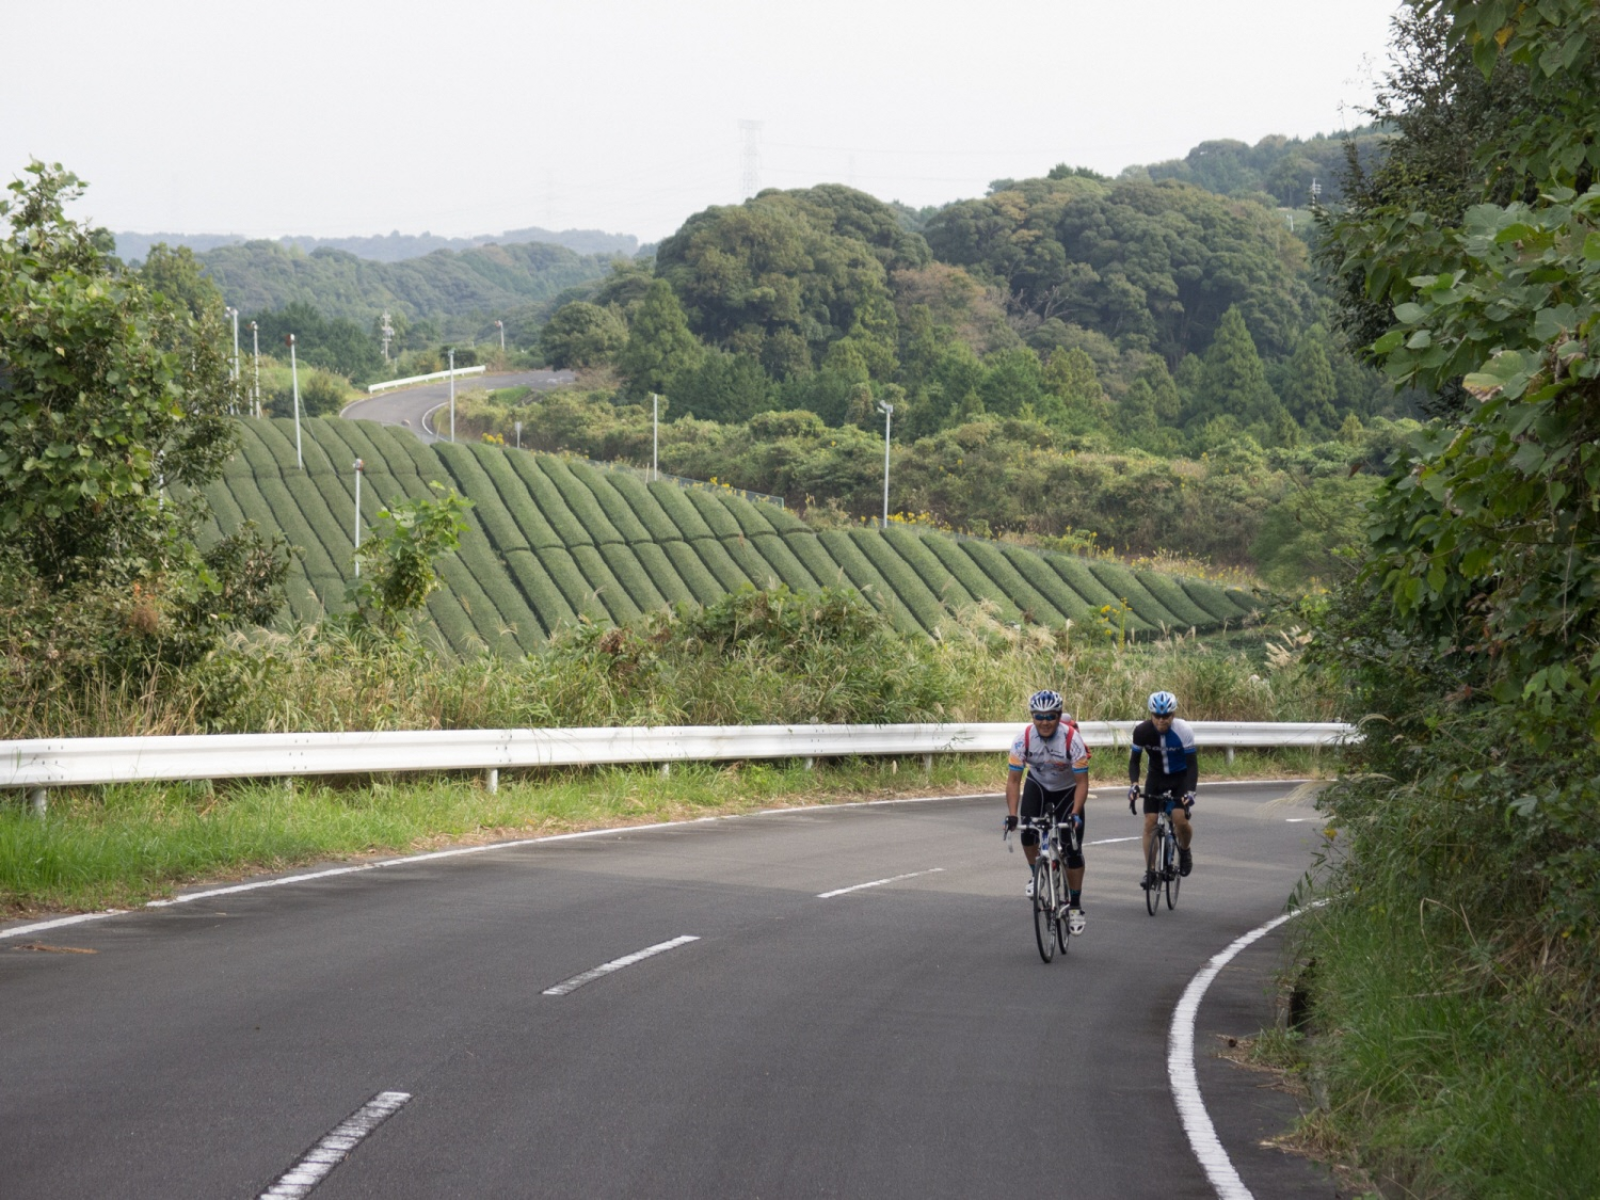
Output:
[
  {"xmin": 366, "ymin": 365, "xmax": 487, "ymax": 394},
  {"xmin": 2, "ymin": 722, "xmax": 1355, "ymax": 814}
]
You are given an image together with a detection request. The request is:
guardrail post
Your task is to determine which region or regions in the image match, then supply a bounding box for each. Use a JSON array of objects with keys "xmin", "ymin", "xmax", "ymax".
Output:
[
  {"xmin": 484, "ymin": 768, "xmax": 498, "ymax": 794},
  {"xmin": 923, "ymin": 754, "xmax": 933, "ymax": 774},
  {"xmin": 802, "ymin": 757, "xmax": 815, "ymax": 771},
  {"xmin": 1225, "ymin": 746, "xmax": 1235, "ymax": 765},
  {"xmin": 28, "ymin": 787, "xmax": 46, "ymax": 817},
  {"xmin": 659, "ymin": 763, "xmax": 670, "ymax": 778}
]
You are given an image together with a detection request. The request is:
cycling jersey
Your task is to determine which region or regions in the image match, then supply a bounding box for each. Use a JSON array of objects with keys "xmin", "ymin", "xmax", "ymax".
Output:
[
  {"xmin": 1009, "ymin": 722, "xmax": 1090, "ymax": 791},
  {"xmin": 1128, "ymin": 717, "xmax": 1198, "ymax": 796}
]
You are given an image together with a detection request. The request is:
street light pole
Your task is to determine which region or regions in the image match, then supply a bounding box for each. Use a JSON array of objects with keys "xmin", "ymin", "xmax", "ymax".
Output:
[
  {"xmin": 877, "ymin": 399, "xmax": 894, "ymax": 529},
  {"xmin": 514, "ymin": 420, "xmax": 522, "ymax": 450},
  {"xmin": 352, "ymin": 459, "xmax": 364, "ymax": 577},
  {"xmin": 652, "ymin": 393, "xmax": 659, "ymax": 481},
  {"xmin": 250, "ymin": 320, "xmax": 260, "ymax": 417},
  {"xmin": 288, "ymin": 334, "xmax": 303, "ymax": 469},
  {"xmin": 448, "ymin": 348, "xmax": 456, "ymax": 442}
]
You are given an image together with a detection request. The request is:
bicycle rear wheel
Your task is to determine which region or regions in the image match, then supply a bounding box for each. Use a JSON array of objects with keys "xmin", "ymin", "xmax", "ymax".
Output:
[
  {"xmin": 1144, "ymin": 828, "xmax": 1161, "ymax": 916},
  {"xmin": 1033, "ymin": 863, "xmax": 1056, "ymax": 963},
  {"xmin": 1164, "ymin": 833, "xmax": 1181, "ymax": 910}
]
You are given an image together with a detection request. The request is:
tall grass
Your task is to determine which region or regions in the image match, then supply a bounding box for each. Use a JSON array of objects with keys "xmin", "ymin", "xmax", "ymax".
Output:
[
  {"xmin": 1, "ymin": 594, "xmax": 1334, "ymax": 740},
  {"xmin": 1284, "ymin": 898, "xmax": 1600, "ymax": 1198}
]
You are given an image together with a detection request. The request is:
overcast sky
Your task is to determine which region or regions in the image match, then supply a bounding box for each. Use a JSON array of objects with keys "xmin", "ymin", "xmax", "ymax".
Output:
[{"xmin": 4, "ymin": 0, "xmax": 1403, "ymax": 246}]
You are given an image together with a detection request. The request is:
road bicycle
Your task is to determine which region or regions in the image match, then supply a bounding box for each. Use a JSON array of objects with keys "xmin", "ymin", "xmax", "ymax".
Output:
[
  {"xmin": 1006, "ymin": 813, "xmax": 1080, "ymax": 962},
  {"xmin": 1135, "ymin": 788, "xmax": 1186, "ymax": 915}
]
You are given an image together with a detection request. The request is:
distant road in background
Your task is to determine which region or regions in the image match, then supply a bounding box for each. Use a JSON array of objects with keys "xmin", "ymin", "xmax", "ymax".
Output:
[{"xmin": 340, "ymin": 369, "xmax": 575, "ymax": 443}]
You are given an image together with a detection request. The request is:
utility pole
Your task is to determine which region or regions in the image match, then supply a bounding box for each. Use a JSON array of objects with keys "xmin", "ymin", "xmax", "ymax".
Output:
[
  {"xmin": 448, "ymin": 348, "xmax": 456, "ymax": 442},
  {"xmin": 652, "ymin": 393, "xmax": 659, "ymax": 481},
  {"xmin": 495, "ymin": 319, "xmax": 505, "ymax": 353},
  {"xmin": 250, "ymin": 320, "xmax": 260, "ymax": 417},
  {"xmin": 380, "ymin": 311, "xmax": 394, "ymax": 363}
]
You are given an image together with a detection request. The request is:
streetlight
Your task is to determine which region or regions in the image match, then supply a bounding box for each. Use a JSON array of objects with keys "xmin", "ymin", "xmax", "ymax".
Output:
[
  {"xmin": 287, "ymin": 333, "xmax": 303, "ymax": 469},
  {"xmin": 250, "ymin": 320, "xmax": 260, "ymax": 417},
  {"xmin": 877, "ymin": 399, "xmax": 894, "ymax": 529},
  {"xmin": 448, "ymin": 348, "xmax": 456, "ymax": 442},
  {"xmin": 224, "ymin": 306, "xmax": 239, "ymax": 375},
  {"xmin": 224, "ymin": 306, "xmax": 240, "ymax": 413},
  {"xmin": 352, "ymin": 459, "xmax": 365, "ymax": 577}
]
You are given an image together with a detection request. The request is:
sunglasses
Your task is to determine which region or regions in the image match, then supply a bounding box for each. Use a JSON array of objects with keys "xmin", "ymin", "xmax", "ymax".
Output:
[{"xmin": 1031, "ymin": 712, "xmax": 1062, "ymax": 722}]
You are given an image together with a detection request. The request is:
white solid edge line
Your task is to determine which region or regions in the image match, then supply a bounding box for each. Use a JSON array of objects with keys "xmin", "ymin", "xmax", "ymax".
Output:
[
  {"xmin": 542, "ymin": 935, "xmax": 700, "ymax": 997},
  {"xmin": 1087, "ymin": 836, "xmax": 1140, "ymax": 846},
  {"xmin": 257, "ymin": 1090, "xmax": 410, "ymax": 1199},
  {"xmin": 817, "ymin": 867, "xmax": 943, "ymax": 899},
  {"xmin": 1169, "ymin": 900, "xmax": 1328, "ymax": 1199}
]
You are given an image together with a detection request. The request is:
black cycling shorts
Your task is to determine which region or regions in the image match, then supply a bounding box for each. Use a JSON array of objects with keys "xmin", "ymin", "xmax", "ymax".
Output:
[{"xmin": 1020, "ymin": 776, "xmax": 1085, "ymax": 869}]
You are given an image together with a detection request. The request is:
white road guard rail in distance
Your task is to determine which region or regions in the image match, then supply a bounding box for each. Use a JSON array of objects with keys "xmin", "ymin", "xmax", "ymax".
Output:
[
  {"xmin": 366, "ymin": 364, "xmax": 487, "ymax": 394},
  {"xmin": 2, "ymin": 721, "xmax": 1355, "ymax": 799}
]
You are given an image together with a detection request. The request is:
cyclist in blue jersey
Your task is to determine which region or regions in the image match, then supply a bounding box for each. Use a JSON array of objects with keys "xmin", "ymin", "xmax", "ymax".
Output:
[
  {"xmin": 1003, "ymin": 689, "xmax": 1091, "ymax": 932},
  {"xmin": 1128, "ymin": 690, "xmax": 1198, "ymax": 888}
]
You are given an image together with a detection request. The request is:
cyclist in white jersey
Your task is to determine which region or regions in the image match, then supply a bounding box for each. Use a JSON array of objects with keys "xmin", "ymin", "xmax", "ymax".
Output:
[{"xmin": 1003, "ymin": 689, "xmax": 1091, "ymax": 932}]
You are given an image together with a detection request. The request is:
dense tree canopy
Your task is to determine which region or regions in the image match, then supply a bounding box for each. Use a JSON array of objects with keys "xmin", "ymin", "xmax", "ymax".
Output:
[{"xmin": 0, "ymin": 162, "xmax": 286, "ymax": 680}]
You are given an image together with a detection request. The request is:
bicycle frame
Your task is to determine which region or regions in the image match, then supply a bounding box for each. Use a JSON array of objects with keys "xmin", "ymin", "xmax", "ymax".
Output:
[
  {"xmin": 1135, "ymin": 788, "xmax": 1184, "ymax": 915},
  {"xmin": 1016, "ymin": 813, "xmax": 1079, "ymax": 961}
]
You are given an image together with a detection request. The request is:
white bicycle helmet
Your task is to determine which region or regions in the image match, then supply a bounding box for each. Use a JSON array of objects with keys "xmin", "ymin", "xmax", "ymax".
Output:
[
  {"xmin": 1028, "ymin": 689, "xmax": 1064, "ymax": 717},
  {"xmin": 1147, "ymin": 690, "xmax": 1178, "ymax": 716}
]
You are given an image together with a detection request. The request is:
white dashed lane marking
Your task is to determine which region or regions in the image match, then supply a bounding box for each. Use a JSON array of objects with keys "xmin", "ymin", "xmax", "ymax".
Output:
[
  {"xmin": 541, "ymin": 936, "xmax": 701, "ymax": 997},
  {"xmin": 816, "ymin": 868, "xmax": 944, "ymax": 899},
  {"xmin": 258, "ymin": 1090, "xmax": 411, "ymax": 1199}
]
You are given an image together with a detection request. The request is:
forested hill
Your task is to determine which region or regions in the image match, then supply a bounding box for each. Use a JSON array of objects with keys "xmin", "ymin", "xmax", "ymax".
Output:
[
  {"xmin": 115, "ymin": 225, "xmax": 637, "ymax": 266},
  {"xmin": 195, "ymin": 239, "xmax": 615, "ymax": 327}
]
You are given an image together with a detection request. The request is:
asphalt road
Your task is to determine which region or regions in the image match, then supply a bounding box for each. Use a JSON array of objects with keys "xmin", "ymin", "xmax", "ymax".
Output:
[
  {"xmin": 0, "ymin": 782, "xmax": 1340, "ymax": 1199},
  {"xmin": 339, "ymin": 370, "xmax": 575, "ymax": 443}
]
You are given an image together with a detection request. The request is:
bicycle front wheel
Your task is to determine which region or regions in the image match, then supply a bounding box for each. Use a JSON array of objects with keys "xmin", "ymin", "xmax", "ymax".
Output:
[
  {"xmin": 1052, "ymin": 863, "xmax": 1071, "ymax": 954},
  {"xmin": 1034, "ymin": 865, "xmax": 1057, "ymax": 963},
  {"xmin": 1164, "ymin": 833, "xmax": 1181, "ymax": 910},
  {"xmin": 1144, "ymin": 830, "xmax": 1161, "ymax": 916}
]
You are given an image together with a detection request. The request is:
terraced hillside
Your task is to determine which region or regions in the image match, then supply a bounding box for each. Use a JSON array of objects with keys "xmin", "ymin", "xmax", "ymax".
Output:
[{"xmin": 200, "ymin": 419, "xmax": 1260, "ymax": 653}]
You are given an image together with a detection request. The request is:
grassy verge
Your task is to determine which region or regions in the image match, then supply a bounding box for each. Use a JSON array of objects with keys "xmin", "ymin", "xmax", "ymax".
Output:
[
  {"xmin": 1262, "ymin": 907, "xmax": 1600, "ymax": 1199},
  {"xmin": 0, "ymin": 748, "xmax": 1325, "ymax": 919}
]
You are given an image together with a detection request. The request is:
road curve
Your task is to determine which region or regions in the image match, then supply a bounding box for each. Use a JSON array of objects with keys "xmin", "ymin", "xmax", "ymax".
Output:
[
  {"xmin": 0, "ymin": 782, "xmax": 1339, "ymax": 1198},
  {"xmin": 340, "ymin": 370, "xmax": 574, "ymax": 443}
]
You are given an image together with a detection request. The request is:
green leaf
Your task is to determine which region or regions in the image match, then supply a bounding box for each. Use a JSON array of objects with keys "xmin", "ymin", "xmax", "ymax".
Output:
[
  {"xmin": 1473, "ymin": 34, "xmax": 1500, "ymax": 79},
  {"xmin": 1394, "ymin": 302, "xmax": 1428, "ymax": 323},
  {"xmin": 1373, "ymin": 330, "xmax": 1406, "ymax": 354}
]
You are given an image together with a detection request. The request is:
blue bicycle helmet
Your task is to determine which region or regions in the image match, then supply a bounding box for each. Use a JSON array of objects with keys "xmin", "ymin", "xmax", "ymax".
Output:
[
  {"xmin": 1029, "ymin": 689, "xmax": 1064, "ymax": 717},
  {"xmin": 1147, "ymin": 690, "xmax": 1178, "ymax": 716}
]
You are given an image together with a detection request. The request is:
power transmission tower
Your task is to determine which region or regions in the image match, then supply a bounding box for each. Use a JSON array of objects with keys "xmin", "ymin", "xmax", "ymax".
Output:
[
  {"xmin": 740, "ymin": 120, "xmax": 764, "ymax": 199},
  {"xmin": 379, "ymin": 311, "xmax": 395, "ymax": 363},
  {"xmin": 1309, "ymin": 177, "xmax": 1323, "ymax": 207}
]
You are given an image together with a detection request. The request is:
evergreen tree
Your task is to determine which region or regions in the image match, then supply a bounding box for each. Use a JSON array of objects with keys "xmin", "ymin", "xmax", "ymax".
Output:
[
  {"xmin": 1190, "ymin": 306, "xmax": 1290, "ymax": 439},
  {"xmin": 1283, "ymin": 333, "xmax": 1339, "ymax": 437},
  {"xmin": 618, "ymin": 279, "xmax": 704, "ymax": 395}
]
